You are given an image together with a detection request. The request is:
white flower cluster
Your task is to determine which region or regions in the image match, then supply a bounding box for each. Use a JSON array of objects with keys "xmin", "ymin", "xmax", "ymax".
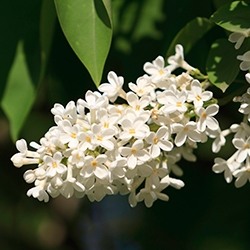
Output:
[
  {"xmin": 11, "ymin": 45, "xmax": 221, "ymax": 207},
  {"xmin": 212, "ymin": 32, "xmax": 250, "ymax": 187}
]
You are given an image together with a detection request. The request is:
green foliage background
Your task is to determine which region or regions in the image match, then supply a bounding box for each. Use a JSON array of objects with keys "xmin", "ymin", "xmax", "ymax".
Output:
[{"xmin": 0, "ymin": 0, "xmax": 250, "ymax": 249}]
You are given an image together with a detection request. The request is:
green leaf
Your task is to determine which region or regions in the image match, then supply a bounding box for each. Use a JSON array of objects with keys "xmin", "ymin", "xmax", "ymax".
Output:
[
  {"xmin": 166, "ymin": 17, "xmax": 214, "ymax": 57},
  {"xmin": 54, "ymin": 0, "xmax": 113, "ymax": 86},
  {"xmin": 0, "ymin": 0, "xmax": 51, "ymax": 141},
  {"xmin": 0, "ymin": 1, "xmax": 41, "ymax": 100},
  {"xmin": 1, "ymin": 42, "xmax": 36, "ymax": 141},
  {"xmin": 210, "ymin": 1, "xmax": 250, "ymax": 34},
  {"xmin": 206, "ymin": 39, "xmax": 240, "ymax": 92}
]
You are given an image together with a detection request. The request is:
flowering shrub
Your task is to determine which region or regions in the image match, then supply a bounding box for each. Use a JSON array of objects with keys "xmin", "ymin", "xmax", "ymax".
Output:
[
  {"xmin": 10, "ymin": 36, "xmax": 250, "ymax": 207},
  {"xmin": 7, "ymin": 1, "xmax": 250, "ymax": 207}
]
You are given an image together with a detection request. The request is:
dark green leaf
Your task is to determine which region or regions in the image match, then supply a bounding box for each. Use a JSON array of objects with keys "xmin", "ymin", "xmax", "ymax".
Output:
[
  {"xmin": 0, "ymin": 0, "xmax": 51, "ymax": 140},
  {"xmin": 1, "ymin": 42, "xmax": 36, "ymax": 141},
  {"xmin": 0, "ymin": 1, "xmax": 39, "ymax": 100},
  {"xmin": 54, "ymin": 0, "xmax": 113, "ymax": 86},
  {"xmin": 40, "ymin": 0, "xmax": 57, "ymax": 78},
  {"xmin": 166, "ymin": 17, "xmax": 214, "ymax": 57},
  {"xmin": 206, "ymin": 39, "xmax": 240, "ymax": 92},
  {"xmin": 211, "ymin": 1, "xmax": 250, "ymax": 34}
]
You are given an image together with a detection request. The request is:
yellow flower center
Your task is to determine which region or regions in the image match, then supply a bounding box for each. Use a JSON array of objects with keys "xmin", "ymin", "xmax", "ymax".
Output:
[
  {"xmin": 97, "ymin": 135, "xmax": 103, "ymax": 141},
  {"xmin": 52, "ymin": 162, "xmax": 57, "ymax": 168},
  {"xmin": 201, "ymin": 112, "xmax": 207, "ymax": 119},
  {"xmin": 153, "ymin": 137, "xmax": 159, "ymax": 144},
  {"xmin": 104, "ymin": 122, "xmax": 109, "ymax": 128},
  {"xmin": 135, "ymin": 105, "xmax": 140, "ymax": 111},
  {"xmin": 176, "ymin": 102, "xmax": 182, "ymax": 107},
  {"xmin": 159, "ymin": 69, "xmax": 164, "ymax": 75},
  {"xmin": 129, "ymin": 129, "xmax": 135, "ymax": 134},
  {"xmin": 71, "ymin": 132, "xmax": 77, "ymax": 139},
  {"xmin": 196, "ymin": 95, "xmax": 201, "ymax": 101},
  {"xmin": 131, "ymin": 148, "xmax": 137, "ymax": 154},
  {"xmin": 91, "ymin": 160, "xmax": 97, "ymax": 167}
]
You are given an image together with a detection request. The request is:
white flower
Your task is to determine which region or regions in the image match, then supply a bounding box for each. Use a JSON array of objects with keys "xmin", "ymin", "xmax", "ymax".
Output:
[
  {"xmin": 239, "ymin": 100, "xmax": 250, "ymax": 119},
  {"xmin": 128, "ymin": 189, "xmax": 137, "ymax": 207},
  {"xmin": 91, "ymin": 124, "xmax": 115, "ymax": 151},
  {"xmin": 107, "ymin": 157, "xmax": 127, "ymax": 181},
  {"xmin": 144, "ymin": 161, "xmax": 168, "ymax": 189},
  {"xmin": 233, "ymin": 136, "xmax": 250, "ymax": 163},
  {"xmin": 119, "ymin": 140, "xmax": 150, "ymax": 169},
  {"xmin": 206, "ymin": 128, "xmax": 230, "ymax": 153},
  {"xmin": 119, "ymin": 116, "xmax": 149, "ymax": 142},
  {"xmin": 145, "ymin": 126, "xmax": 173, "ymax": 158},
  {"xmin": 11, "ymin": 139, "xmax": 40, "ymax": 167},
  {"xmin": 234, "ymin": 165, "xmax": 250, "ymax": 188},
  {"xmin": 230, "ymin": 122, "xmax": 250, "ymax": 140},
  {"xmin": 160, "ymin": 175, "xmax": 185, "ymax": 189},
  {"xmin": 143, "ymin": 56, "xmax": 170, "ymax": 83},
  {"xmin": 50, "ymin": 175, "xmax": 64, "ymax": 188},
  {"xmin": 128, "ymin": 75, "xmax": 154, "ymax": 97},
  {"xmin": 246, "ymin": 73, "xmax": 250, "ymax": 84},
  {"xmin": 157, "ymin": 89, "xmax": 188, "ymax": 114},
  {"xmin": 47, "ymin": 183, "xmax": 61, "ymax": 198},
  {"xmin": 81, "ymin": 154, "xmax": 109, "ymax": 180},
  {"xmin": 11, "ymin": 153, "xmax": 39, "ymax": 168},
  {"xmin": 167, "ymin": 44, "xmax": 184, "ymax": 71},
  {"xmin": 78, "ymin": 130, "xmax": 95, "ymax": 151},
  {"xmin": 196, "ymin": 104, "xmax": 219, "ymax": 132},
  {"xmin": 136, "ymin": 183, "xmax": 169, "ymax": 208},
  {"xmin": 27, "ymin": 181, "xmax": 49, "ymax": 202},
  {"xmin": 16, "ymin": 139, "xmax": 28, "ymax": 154},
  {"xmin": 23, "ymin": 169, "xmax": 36, "ymax": 183},
  {"xmin": 167, "ymin": 44, "xmax": 195, "ymax": 72},
  {"xmin": 51, "ymin": 101, "xmax": 77, "ymax": 125},
  {"xmin": 126, "ymin": 91, "xmax": 151, "ymax": 113},
  {"xmin": 187, "ymin": 80, "xmax": 213, "ymax": 108},
  {"xmin": 78, "ymin": 90, "xmax": 108, "ymax": 110},
  {"xmin": 174, "ymin": 146, "xmax": 196, "ymax": 163},
  {"xmin": 98, "ymin": 71, "xmax": 125, "ymax": 102},
  {"xmin": 59, "ymin": 164, "xmax": 84, "ymax": 198},
  {"xmin": 96, "ymin": 108, "xmax": 119, "ymax": 133},
  {"xmin": 228, "ymin": 32, "xmax": 247, "ymax": 49},
  {"xmin": 68, "ymin": 148, "xmax": 85, "ymax": 168},
  {"xmin": 44, "ymin": 152, "xmax": 67, "ymax": 178},
  {"xmin": 237, "ymin": 51, "xmax": 250, "ymax": 71},
  {"xmin": 87, "ymin": 182, "xmax": 116, "ymax": 202},
  {"xmin": 212, "ymin": 157, "xmax": 239, "ymax": 183},
  {"xmin": 172, "ymin": 121, "xmax": 201, "ymax": 147},
  {"xmin": 58, "ymin": 120, "xmax": 81, "ymax": 148}
]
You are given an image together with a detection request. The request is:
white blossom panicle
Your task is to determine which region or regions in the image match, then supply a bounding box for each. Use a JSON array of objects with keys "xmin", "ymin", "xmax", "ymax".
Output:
[
  {"xmin": 11, "ymin": 44, "xmax": 223, "ymax": 207},
  {"xmin": 237, "ymin": 51, "xmax": 250, "ymax": 71},
  {"xmin": 211, "ymin": 33, "xmax": 250, "ymax": 187}
]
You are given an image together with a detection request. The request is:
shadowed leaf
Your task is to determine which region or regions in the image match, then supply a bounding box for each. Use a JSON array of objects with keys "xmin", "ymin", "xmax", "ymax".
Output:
[
  {"xmin": 166, "ymin": 17, "xmax": 214, "ymax": 57},
  {"xmin": 206, "ymin": 39, "xmax": 240, "ymax": 92}
]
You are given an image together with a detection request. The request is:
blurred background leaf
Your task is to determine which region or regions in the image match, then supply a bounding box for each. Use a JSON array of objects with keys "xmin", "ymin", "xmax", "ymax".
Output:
[
  {"xmin": 1, "ymin": 42, "xmax": 36, "ymax": 141},
  {"xmin": 0, "ymin": 0, "xmax": 55, "ymax": 141}
]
